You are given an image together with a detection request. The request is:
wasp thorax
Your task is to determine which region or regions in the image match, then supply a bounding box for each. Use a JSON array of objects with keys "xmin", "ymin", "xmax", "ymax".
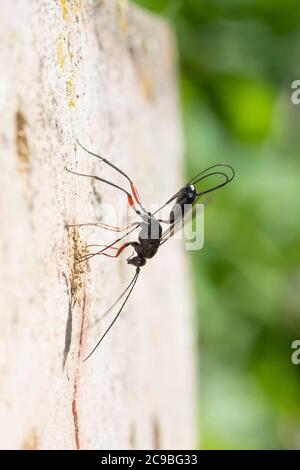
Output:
[{"xmin": 139, "ymin": 218, "xmax": 162, "ymax": 241}]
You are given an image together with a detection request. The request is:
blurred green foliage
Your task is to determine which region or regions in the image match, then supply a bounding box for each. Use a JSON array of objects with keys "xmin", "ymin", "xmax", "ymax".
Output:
[{"xmin": 133, "ymin": 0, "xmax": 300, "ymax": 449}]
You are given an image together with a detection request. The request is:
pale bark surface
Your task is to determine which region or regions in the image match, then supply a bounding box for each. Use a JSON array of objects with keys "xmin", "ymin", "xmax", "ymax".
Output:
[{"xmin": 0, "ymin": 0, "xmax": 196, "ymax": 450}]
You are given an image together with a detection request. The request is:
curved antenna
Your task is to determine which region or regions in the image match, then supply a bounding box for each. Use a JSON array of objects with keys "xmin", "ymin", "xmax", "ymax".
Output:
[{"xmin": 83, "ymin": 268, "xmax": 140, "ymax": 362}]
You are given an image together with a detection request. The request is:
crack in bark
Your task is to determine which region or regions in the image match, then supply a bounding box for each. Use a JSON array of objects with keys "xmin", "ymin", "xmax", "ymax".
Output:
[
  {"xmin": 72, "ymin": 379, "xmax": 80, "ymax": 450},
  {"xmin": 152, "ymin": 415, "xmax": 161, "ymax": 450}
]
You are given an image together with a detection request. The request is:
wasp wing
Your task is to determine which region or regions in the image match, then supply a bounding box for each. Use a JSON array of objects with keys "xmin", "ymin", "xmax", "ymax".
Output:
[
  {"xmin": 154, "ymin": 164, "xmax": 234, "ymax": 219},
  {"xmin": 159, "ymin": 202, "xmax": 204, "ymax": 247}
]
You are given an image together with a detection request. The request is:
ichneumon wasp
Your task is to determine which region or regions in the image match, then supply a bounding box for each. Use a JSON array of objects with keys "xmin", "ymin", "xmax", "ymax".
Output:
[{"xmin": 66, "ymin": 141, "xmax": 235, "ymax": 361}]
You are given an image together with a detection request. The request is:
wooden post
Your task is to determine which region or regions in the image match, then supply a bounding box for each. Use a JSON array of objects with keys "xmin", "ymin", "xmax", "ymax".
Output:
[{"xmin": 0, "ymin": 0, "xmax": 196, "ymax": 449}]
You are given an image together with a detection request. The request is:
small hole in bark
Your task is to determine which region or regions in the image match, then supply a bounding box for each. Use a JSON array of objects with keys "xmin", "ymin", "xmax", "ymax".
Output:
[
  {"xmin": 129, "ymin": 422, "xmax": 136, "ymax": 449},
  {"xmin": 152, "ymin": 416, "xmax": 161, "ymax": 450},
  {"xmin": 22, "ymin": 428, "xmax": 38, "ymax": 450}
]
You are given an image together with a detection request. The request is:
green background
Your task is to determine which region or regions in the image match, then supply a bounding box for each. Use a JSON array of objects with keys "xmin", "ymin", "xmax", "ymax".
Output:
[{"xmin": 133, "ymin": 0, "xmax": 300, "ymax": 449}]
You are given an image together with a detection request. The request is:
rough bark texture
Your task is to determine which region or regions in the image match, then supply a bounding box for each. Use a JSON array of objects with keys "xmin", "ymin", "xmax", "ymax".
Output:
[{"xmin": 0, "ymin": 0, "xmax": 196, "ymax": 450}]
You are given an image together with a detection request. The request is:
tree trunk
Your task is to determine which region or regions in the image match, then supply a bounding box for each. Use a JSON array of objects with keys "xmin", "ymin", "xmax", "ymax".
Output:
[{"xmin": 0, "ymin": 0, "xmax": 196, "ymax": 450}]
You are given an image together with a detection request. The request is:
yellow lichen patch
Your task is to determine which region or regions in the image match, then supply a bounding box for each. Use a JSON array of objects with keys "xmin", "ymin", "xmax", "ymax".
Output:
[
  {"xmin": 60, "ymin": 0, "xmax": 82, "ymax": 21},
  {"xmin": 117, "ymin": 0, "xmax": 128, "ymax": 35},
  {"xmin": 66, "ymin": 78, "xmax": 76, "ymax": 108},
  {"xmin": 57, "ymin": 34, "xmax": 65, "ymax": 71},
  {"xmin": 60, "ymin": 0, "xmax": 69, "ymax": 20},
  {"xmin": 139, "ymin": 73, "xmax": 153, "ymax": 100},
  {"xmin": 22, "ymin": 428, "xmax": 38, "ymax": 450},
  {"xmin": 68, "ymin": 227, "xmax": 87, "ymax": 305},
  {"xmin": 72, "ymin": 0, "xmax": 82, "ymax": 16}
]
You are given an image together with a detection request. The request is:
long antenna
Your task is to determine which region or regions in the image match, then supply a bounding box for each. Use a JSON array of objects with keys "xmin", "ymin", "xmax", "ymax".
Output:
[{"xmin": 83, "ymin": 268, "xmax": 140, "ymax": 362}]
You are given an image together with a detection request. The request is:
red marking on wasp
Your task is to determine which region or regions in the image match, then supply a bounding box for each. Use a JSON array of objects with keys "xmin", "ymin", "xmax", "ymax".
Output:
[
  {"xmin": 99, "ymin": 242, "xmax": 131, "ymax": 258},
  {"xmin": 130, "ymin": 182, "xmax": 141, "ymax": 205},
  {"xmin": 127, "ymin": 194, "xmax": 135, "ymax": 209}
]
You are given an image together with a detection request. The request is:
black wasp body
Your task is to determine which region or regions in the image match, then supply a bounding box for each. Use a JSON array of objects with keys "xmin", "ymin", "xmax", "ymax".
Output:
[
  {"xmin": 66, "ymin": 141, "xmax": 234, "ymax": 360},
  {"xmin": 116, "ymin": 184, "xmax": 197, "ymax": 268},
  {"xmin": 127, "ymin": 214, "xmax": 162, "ymax": 267}
]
